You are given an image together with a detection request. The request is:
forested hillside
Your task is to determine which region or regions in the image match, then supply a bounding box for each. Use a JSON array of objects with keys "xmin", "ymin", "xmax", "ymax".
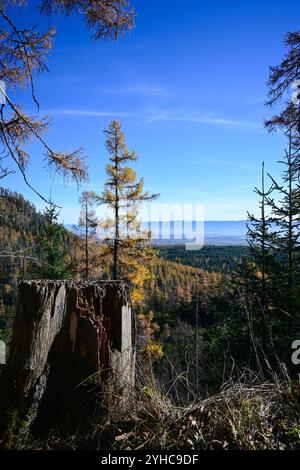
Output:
[
  {"xmin": 0, "ymin": 188, "xmax": 82, "ymax": 281},
  {"xmin": 0, "ymin": 189, "xmax": 83, "ymax": 346}
]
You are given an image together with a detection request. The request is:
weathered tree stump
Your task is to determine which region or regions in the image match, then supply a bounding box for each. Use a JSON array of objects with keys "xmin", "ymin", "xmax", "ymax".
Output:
[{"xmin": 0, "ymin": 280, "xmax": 135, "ymax": 448}]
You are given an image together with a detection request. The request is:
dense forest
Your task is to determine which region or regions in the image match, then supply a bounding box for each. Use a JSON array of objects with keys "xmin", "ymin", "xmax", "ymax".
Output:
[
  {"xmin": 157, "ymin": 244, "xmax": 249, "ymax": 274},
  {"xmin": 1, "ymin": 0, "xmax": 300, "ymax": 456}
]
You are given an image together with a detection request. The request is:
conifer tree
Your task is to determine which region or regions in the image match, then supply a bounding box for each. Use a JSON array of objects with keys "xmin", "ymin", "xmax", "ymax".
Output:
[
  {"xmin": 246, "ymin": 162, "xmax": 276, "ymax": 310},
  {"xmin": 266, "ymin": 134, "xmax": 300, "ymax": 320},
  {"xmin": 265, "ymin": 32, "xmax": 300, "ymax": 134},
  {"xmin": 98, "ymin": 120, "xmax": 159, "ymax": 300},
  {"xmin": 37, "ymin": 200, "xmax": 69, "ymax": 279},
  {"xmin": 77, "ymin": 191, "xmax": 98, "ymax": 281},
  {"xmin": 259, "ymin": 31, "xmax": 300, "ymax": 358},
  {"xmin": 265, "ymin": 31, "xmax": 300, "ymax": 177}
]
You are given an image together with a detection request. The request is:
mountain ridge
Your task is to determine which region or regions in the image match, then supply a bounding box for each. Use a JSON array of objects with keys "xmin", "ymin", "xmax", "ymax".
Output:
[{"xmin": 65, "ymin": 220, "xmax": 248, "ymax": 246}]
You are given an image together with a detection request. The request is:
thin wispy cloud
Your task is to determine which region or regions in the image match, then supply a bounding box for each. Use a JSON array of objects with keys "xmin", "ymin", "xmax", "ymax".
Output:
[
  {"xmin": 40, "ymin": 75, "xmax": 90, "ymax": 85},
  {"xmin": 46, "ymin": 109, "xmax": 134, "ymax": 118},
  {"xmin": 45, "ymin": 107, "xmax": 261, "ymax": 131},
  {"xmin": 146, "ymin": 110, "xmax": 261, "ymax": 130},
  {"xmin": 103, "ymin": 84, "xmax": 171, "ymax": 98}
]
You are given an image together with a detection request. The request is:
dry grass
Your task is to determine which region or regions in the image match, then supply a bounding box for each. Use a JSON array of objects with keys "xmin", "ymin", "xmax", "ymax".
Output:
[
  {"xmin": 24, "ymin": 365, "xmax": 300, "ymax": 450},
  {"xmin": 92, "ymin": 374, "xmax": 300, "ymax": 450}
]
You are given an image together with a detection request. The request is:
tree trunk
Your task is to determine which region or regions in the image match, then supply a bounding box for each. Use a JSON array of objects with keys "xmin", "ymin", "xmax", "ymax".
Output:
[{"xmin": 0, "ymin": 280, "xmax": 135, "ymax": 448}]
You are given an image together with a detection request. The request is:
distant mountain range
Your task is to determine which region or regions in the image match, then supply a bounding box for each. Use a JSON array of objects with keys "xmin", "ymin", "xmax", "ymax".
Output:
[
  {"xmin": 143, "ymin": 220, "xmax": 248, "ymax": 245},
  {"xmin": 65, "ymin": 220, "xmax": 248, "ymax": 246}
]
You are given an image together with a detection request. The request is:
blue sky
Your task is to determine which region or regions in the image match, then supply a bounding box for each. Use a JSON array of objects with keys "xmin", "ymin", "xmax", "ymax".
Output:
[{"xmin": 3, "ymin": 0, "xmax": 299, "ymax": 222}]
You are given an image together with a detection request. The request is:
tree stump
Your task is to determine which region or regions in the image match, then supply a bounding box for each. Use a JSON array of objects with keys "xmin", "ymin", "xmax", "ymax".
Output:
[{"xmin": 0, "ymin": 280, "xmax": 135, "ymax": 448}]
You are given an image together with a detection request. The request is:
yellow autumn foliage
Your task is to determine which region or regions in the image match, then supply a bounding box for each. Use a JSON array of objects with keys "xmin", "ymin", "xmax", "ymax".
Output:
[{"xmin": 138, "ymin": 311, "xmax": 164, "ymax": 360}]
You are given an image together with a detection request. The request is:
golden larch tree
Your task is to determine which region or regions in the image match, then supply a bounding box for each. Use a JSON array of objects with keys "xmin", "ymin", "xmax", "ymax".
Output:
[{"xmin": 98, "ymin": 120, "xmax": 159, "ymax": 302}]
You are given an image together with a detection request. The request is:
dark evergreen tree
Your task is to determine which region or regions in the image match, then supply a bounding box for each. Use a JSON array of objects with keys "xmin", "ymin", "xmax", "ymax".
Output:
[
  {"xmin": 265, "ymin": 31, "xmax": 300, "ymax": 177},
  {"xmin": 239, "ymin": 135, "xmax": 300, "ymax": 365},
  {"xmin": 37, "ymin": 200, "xmax": 69, "ymax": 279},
  {"xmin": 266, "ymin": 134, "xmax": 300, "ymax": 324},
  {"xmin": 246, "ymin": 162, "xmax": 277, "ymax": 311},
  {"xmin": 265, "ymin": 32, "xmax": 300, "ymax": 134}
]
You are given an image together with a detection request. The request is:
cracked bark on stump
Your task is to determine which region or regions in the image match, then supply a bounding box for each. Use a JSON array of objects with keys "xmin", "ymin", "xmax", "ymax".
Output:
[{"xmin": 0, "ymin": 280, "xmax": 135, "ymax": 448}]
